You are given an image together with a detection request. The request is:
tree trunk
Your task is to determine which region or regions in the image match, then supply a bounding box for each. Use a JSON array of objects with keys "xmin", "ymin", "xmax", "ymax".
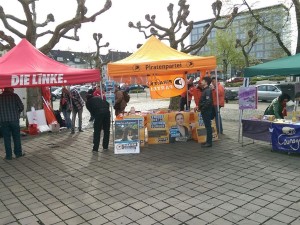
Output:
[
  {"xmin": 294, "ymin": 0, "xmax": 300, "ymax": 54},
  {"xmin": 27, "ymin": 88, "xmax": 43, "ymax": 111},
  {"xmin": 168, "ymin": 96, "xmax": 181, "ymax": 111}
]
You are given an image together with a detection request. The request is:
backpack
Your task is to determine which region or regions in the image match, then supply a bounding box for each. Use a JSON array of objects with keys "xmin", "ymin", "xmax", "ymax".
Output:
[{"xmin": 123, "ymin": 91, "xmax": 130, "ymax": 103}]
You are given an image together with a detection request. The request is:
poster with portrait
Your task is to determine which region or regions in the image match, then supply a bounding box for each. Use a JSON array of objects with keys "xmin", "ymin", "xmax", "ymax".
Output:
[
  {"xmin": 105, "ymin": 92, "xmax": 115, "ymax": 106},
  {"xmin": 124, "ymin": 115, "xmax": 145, "ymax": 147},
  {"xmin": 238, "ymin": 86, "xmax": 257, "ymax": 110},
  {"xmin": 192, "ymin": 112, "xmax": 218, "ymax": 143},
  {"xmin": 146, "ymin": 114, "xmax": 169, "ymax": 144},
  {"xmin": 168, "ymin": 112, "xmax": 191, "ymax": 143},
  {"xmin": 105, "ymin": 80, "xmax": 115, "ymax": 92},
  {"xmin": 114, "ymin": 119, "xmax": 140, "ymax": 154}
]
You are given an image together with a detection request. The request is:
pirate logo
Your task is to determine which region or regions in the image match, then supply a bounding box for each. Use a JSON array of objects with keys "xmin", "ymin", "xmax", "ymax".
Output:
[
  {"xmin": 173, "ymin": 77, "xmax": 185, "ymax": 90},
  {"xmin": 133, "ymin": 65, "xmax": 140, "ymax": 72},
  {"xmin": 186, "ymin": 61, "xmax": 194, "ymax": 68}
]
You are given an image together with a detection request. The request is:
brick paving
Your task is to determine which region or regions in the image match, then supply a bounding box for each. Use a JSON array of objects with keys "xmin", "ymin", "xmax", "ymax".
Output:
[{"xmin": 1, "ymin": 120, "xmax": 300, "ymax": 225}]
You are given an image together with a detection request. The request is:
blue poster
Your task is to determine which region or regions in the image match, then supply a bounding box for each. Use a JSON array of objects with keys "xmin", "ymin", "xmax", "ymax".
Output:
[
  {"xmin": 105, "ymin": 92, "xmax": 115, "ymax": 106},
  {"xmin": 105, "ymin": 80, "xmax": 115, "ymax": 92},
  {"xmin": 114, "ymin": 119, "xmax": 140, "ymax": 154},
  {"xmin": 271, "ymin": 123, "xmax": 300, "ymax": 153}
]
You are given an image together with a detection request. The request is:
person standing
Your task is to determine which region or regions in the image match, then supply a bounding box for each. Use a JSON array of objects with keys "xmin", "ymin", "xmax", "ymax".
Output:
[
  {"xmin": 59, "ymin": 87, "xmax": 72, "ymax": 129},
  {"xmin": 0, "ymin": 87, "xmax": 25, "ymax": 160},
  {"xmin": 211, "ymin": 77, "xmax": 225, "ymax": 134},
  {"xmin": 199, "ymin": 77, "xmax": 213, "ymax": 147},
  {"xmin": 70, "ymin": 87, "xmax": 85, "ymax": 134},
  {"xmin": 86, "ymin": 95, "xmax": 111, "ymax": 152},
  {"xmin": 114, "ymin": 86, "xmax": 127, "ymax": 116}
]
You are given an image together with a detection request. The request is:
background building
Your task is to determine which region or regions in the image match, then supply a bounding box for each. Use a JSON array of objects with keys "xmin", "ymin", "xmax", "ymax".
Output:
[{"xmin": 190, "ymin": 4, "xmax": 291, "ymax": 76}]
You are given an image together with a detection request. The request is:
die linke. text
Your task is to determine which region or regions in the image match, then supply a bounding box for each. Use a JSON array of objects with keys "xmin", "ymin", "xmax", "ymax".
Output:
[{"xmin": 11, "ymin": 74, "xmax": 64, "ymax": 86}]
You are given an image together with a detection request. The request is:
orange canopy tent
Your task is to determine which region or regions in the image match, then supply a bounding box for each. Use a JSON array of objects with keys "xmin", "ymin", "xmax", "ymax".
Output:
[{"xmin": 107, "ymin": 36, "xmax": 216, "ymax": 77}]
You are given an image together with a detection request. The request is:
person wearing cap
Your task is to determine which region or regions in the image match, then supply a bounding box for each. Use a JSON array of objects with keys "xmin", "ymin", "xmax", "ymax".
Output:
[{"xmin": 0, "ymin": 87, "xmax": 25, "ymax": 160}]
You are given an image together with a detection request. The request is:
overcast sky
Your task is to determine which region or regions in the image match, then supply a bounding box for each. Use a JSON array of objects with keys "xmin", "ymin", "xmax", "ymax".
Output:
[{"xmin": 0, "ymin": 0, "xmax": 288, "ymax": 53}]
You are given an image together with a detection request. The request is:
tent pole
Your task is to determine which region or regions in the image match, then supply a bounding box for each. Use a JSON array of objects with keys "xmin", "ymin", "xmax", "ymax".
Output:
[
  {"xmin": 186, "ymin": 73, "xmax": 189, "ymax": 111},
  {"xmin": 215, "ymin": 69, "xmax": 220, "ymax": 134}
]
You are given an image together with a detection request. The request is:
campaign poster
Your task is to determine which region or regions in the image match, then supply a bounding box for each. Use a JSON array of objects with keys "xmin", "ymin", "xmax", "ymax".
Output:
[
  {"xmin": 146, "ymin": 114, "xmax": 169, "ymax": 144},
  {"xmin": 124, "ymin": 115, "xmax": 145, "ymax": 147},
  {"xmin": 105, "ymin": 80, "xmax": 115, "ymax": 92},
  {"xmin": 105, "ymin": 92, "xmax": 115, "ymax": 106},
  {"xmin": 168, "ymin": 112, "xmax": 191, "ymax": 143},
  {"xmin": 239, "ymin": 87, "xmax": 257, "ymax": 110},
  {"xmin": 114, "ymin": 119, "xmax": 140, "ymax": 154},
  {"xmin": 192, "ymin": 112, "xmax": 218, "ymax": 143}
]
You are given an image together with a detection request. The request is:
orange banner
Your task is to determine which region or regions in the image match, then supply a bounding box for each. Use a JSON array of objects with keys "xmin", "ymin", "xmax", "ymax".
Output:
[{"xmin": 148, "ymin": 74, "xmax": 186, "ymax": 99}]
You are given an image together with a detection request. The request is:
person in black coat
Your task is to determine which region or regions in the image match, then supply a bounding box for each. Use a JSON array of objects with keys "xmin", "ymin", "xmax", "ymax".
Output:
[
  {"xmin": 198, "ymin": 77, "xmax": 213, "ymax": 147},
  {"xmin": 86, "ymin": 95, "xmax": 111, "ymax": 152}
]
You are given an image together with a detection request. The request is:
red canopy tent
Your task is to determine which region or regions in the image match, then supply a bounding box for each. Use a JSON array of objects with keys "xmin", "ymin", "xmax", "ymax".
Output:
[{"xmin": 0, "ymin": 39, "xmax": 100, "ymax": 88}]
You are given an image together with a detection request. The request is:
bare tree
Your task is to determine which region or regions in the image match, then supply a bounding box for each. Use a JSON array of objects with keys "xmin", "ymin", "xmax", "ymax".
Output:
[
  {"xmin": 0, "ymin": 0, "xmax": 112, "ymax": 110},
  {"xmin": 235, "ymin": 30, "xmax": 257, "ymax": 67},
  {"xmin": 242, "ymin": 0, "xmax": 292, "ymax": 56},
  {"xmin": 128, "ymin": 0, "xmax": 238, "ymax": 110}
]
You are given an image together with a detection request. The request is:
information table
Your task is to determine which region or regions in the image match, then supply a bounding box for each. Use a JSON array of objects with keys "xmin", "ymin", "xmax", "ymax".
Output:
[
  {"xmin": 242, "ymin": 119, "xmax": 272, "ymax": 143},
  {"xmin": 271, "ymin": 122, "xmax": 300, "ymax": 153}
]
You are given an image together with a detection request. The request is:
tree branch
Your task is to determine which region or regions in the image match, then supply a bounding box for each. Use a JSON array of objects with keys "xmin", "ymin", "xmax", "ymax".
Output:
[{"xmin": 242, "ymin": 0, "xmax": 291, "ymax": 56}]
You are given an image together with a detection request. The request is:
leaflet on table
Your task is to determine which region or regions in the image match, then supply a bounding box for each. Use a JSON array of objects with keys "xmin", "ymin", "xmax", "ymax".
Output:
[
  {"xmin": 123, "ymin": 115, "xmax": 145, "ymax": 147},
  {"xmin": 147, "ymin": 114, "xmax": 169, "ymax": 144},
  {"xmin": 114, "ymin": 119, "xmax": 140, "ymax": 154}
]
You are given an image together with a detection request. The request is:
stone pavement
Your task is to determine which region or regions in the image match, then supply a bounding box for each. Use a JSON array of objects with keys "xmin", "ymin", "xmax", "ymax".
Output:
[{"xmin": 1, "ymin": 121, "xmax": 300, "ymax": 225}]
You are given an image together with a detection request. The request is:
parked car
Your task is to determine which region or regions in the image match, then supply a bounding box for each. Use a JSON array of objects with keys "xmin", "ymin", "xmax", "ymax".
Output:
[
  {"xmin": 226, "ymin": 77, "xmax": 244, "ymax": 83},
  {"xmin": 225, "ymin": 88, "xmax": 238, "ymax": 101},
  {"xmin": 52, "ymin": 87, "xmax": 62, "ymax": 99},
  {"xmin": 125, "ymin": 84, "xmax": 145, "ymax": 93},
  {"xmin": 256, "ymin": 84, "xmax": 282, "ymax": 101}
]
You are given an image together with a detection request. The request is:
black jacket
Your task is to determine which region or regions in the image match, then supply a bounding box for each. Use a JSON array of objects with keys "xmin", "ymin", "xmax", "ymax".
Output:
[
  {"xmin": 86, "ymin": 96, "xmax": 110, "ymax": 117},
  {"xmin": 198, "ymin": 86, "xmax": 213, "ymax": 112}
]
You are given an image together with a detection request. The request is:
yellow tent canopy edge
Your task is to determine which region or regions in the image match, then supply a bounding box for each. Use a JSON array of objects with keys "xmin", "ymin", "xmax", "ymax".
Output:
[{"xmin": 107, "ymin": 36, "xmax": 216, "ymax": 77}]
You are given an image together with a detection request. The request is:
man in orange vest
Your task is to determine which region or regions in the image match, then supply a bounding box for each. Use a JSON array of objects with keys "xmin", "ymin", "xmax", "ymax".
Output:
[{"xmin": 211, "ymin": 77, "xmax": 225, "ymax": 134}]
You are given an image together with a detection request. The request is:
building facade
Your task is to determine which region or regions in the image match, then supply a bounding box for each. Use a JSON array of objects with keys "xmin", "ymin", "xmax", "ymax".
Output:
[{"xmin": 191, "ymin": 4, "xmax": 291, "ymax": 62}]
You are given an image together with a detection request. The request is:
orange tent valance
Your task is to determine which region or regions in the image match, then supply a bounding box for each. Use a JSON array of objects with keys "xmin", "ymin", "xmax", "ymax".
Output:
[{"xmin": 107, "ymin": 36, "xmax": 216, "ymax": 77}]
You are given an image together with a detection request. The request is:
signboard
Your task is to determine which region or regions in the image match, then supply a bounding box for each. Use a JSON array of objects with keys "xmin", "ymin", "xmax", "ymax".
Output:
[
  {"xmin": 238, "ymin": 86, "xmax": 257, "ymax": 110},
  {"xmin": 114, "ymin": 119, "xmax": 140, "ymax": 154},
  {"xmin": 146, "ymin": 114, "xmax": 169, "ymax": 144},
  {"xmin": 124, "ymin": 115, "xmax": 145, "ymax": 147},
  {"xmin": 105, "ymin": 92, "xmax": 115, "ymax": 106},
  {"xmin": 105, "ymin": 80, "xmax": 115, "ymax": 92},
  {"xmin": 192, "ymin": 112, "xmax": 218, "ymax": 143},
  {"xmin": 148, "ymin": 74, "xmax": 186, "ymax": 99},
  {"xmin": 271, "ymin": 123, "xmax": 300, "ymax": 153},
  {"xmin": 168, "ymin": 112, "xmax": 191, "ymax": 143}
]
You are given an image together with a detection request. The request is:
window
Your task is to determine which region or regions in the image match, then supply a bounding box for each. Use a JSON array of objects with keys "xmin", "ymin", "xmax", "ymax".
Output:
[
  {"xmin": 268, "ymin": 85, "xmax": 279, "ymax": 92},
  {"xmin": 256, "ymin": 44, "xmax": 264, "ymax": 51},
  {"xmin": 256, "ymin": 51, "xmax": 264, "ymax": 58},
  {"xmin": 57, "ymin": 57, "xmax": 63, "ymax": 61},
  {"xmin": 258, "ymin": 85, "xmax": 267, "ymax": 91},
  {"xmin": 74, "ymin": 58, "xmax": 80, "ymax": 63}
]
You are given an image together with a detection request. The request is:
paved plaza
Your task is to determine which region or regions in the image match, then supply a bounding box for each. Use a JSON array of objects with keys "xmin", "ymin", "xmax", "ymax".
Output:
[{"xmin": 1, "ymin": 119, "xmax": 300, "ymax": 225}]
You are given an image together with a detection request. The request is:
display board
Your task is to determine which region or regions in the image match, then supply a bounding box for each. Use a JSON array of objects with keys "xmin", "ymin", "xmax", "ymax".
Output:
[
  {"xmin": 124, "ymin": 115, "xmax": 145, "ymax": 147},
  {"xmin": 114, "ymin": 119, "xmax": 140, "ymax": 154},
  {"xmin": 192, "ymin": 112, "xmax": 218, "ymax": 143},
  {"xmin": 168, "ymin": 112, "xmax": 191, "ymax": 143},
  {"xmin": 146, "ymin": 114, "xmax": 169, "ymax": 144},
  {"xmin": 238, "ymin": 86, "xmax": 258, "ymax": 110}
]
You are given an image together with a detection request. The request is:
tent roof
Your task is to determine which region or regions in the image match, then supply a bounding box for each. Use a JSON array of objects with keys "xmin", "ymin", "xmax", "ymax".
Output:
[
  {"xmin": 108, "ymin": 36, "xmax": 216, "ymax": 77},
  {"xmin": 244, "ymin": 53, "xmax": 300, "ymax": 77},
  {"xmin": 0, "ymin": 39, "xmax": 100, "ymax": 88}
]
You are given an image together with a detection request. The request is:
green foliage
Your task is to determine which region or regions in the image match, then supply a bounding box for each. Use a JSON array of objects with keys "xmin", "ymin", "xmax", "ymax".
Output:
[{"xmin": 225, "ymin": 80, "xmax": 257, "ymax": 87}]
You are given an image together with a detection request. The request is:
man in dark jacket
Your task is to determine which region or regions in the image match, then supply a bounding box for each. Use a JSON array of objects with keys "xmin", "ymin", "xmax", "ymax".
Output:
[
  {"xmin": 0, "ymin": 87, "xmax": 25, "ymax": 159},
  {"xmin": 198, "ymin": 77, "xmax": 213, "ymax": 147},
  {"xmin": 86, "ymin": 95, "xmax": 111, "ymax": 152}
]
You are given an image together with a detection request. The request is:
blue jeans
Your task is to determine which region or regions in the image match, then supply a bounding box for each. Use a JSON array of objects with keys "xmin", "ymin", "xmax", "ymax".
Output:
[
  {"xmin": 62, "ymin": 110, "xmax": 72, "ymax": 129},
  {"xmin": 0, "ymin": 121, "xmax": 22, "ymax": 158},
  {"xmin": 202, "ymin": 110, "xmax": 213, "ymax": 145},
  {"xmin": 214, "ymin": 106, "xmax": 223, "ymax": 134}
]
